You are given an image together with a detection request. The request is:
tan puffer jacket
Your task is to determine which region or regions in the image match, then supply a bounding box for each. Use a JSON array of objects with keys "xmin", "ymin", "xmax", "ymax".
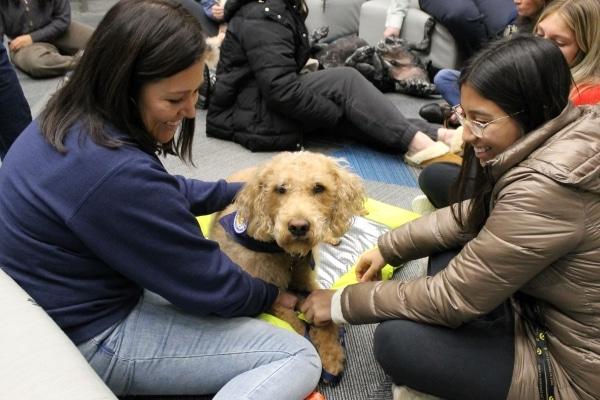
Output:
[{"xmin": 340, "ymin": 104, "xmax": 600, "ymax": 399}]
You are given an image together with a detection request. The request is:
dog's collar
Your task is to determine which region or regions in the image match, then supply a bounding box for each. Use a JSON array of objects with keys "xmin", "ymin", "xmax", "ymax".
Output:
[{"xmin": 219, "ymin": 212, "xmax": 285, "ymax": 253}]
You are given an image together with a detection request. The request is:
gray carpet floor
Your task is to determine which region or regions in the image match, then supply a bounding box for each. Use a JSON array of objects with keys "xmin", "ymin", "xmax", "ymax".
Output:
[{"xmin": 8, "ymin": 1, "xmax": 442, "ymax": 399}]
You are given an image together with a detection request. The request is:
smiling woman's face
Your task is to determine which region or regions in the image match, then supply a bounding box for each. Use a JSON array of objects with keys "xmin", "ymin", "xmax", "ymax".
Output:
[
  {"xmin": 536, "ymin": 12, "xmax": 580, "ymax": 66},
  {"xmin": 138, "ymin": 60, "xmax": 204, "ymax": 144},
  {"xmin": 460, "ymin": 84, "xmax": 524, "ymax": 165}
]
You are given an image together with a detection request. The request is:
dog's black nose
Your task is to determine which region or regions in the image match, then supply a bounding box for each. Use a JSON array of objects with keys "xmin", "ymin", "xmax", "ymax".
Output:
[{"xmin": 288, "ymin": 219, "xmax": 310, "ymax": 237}]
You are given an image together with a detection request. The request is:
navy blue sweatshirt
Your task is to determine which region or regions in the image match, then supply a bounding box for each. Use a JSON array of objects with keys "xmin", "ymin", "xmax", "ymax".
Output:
[{"xmin": 0, "ymin": 121, "xmax": 278, "ymax": 344}]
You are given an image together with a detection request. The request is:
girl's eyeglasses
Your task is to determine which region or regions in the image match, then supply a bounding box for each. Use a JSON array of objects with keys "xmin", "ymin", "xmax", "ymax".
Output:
[{"xmin": 451, "ymin": 105, "xmax": 523, "ymax": 138}]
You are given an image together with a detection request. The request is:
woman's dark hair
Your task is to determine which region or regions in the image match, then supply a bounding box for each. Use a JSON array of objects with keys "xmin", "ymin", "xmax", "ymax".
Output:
[
  {"xmin": 40, "ymin": 0, "xmax": 207, "ymax": 162},
  {"xmin": 450, "ymin": 34, "xmax": 572, "ymax": 233}
]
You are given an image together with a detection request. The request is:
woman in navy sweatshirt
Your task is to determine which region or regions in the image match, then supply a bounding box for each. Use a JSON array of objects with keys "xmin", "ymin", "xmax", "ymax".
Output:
[{"xmin": 0, "ymin": 0, "xmax": 321, "ymax": 398}]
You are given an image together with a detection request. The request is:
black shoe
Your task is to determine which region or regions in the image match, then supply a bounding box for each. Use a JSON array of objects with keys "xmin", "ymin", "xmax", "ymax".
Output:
[{"xmin": 418, "ymin": 103, "xmax": 447, "ymax": 124}]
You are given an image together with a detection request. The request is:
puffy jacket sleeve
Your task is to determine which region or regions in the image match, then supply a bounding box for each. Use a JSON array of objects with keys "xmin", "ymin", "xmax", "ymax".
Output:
[
  {"xmin": 29, "ymin": 0, "xmax": 70, "ymax": 43},
  {"xmin": 67, "ymin": 158, "xmax": 278, "ymax": 318},
  {"xmin": 340, "ymin": 174, "xmax": 584, "ymax": 326},
  {"xmin": 377, "ymin": 200, "xmax": 474, "ymax": 265},
  {"xmin": 236, "ymin": 14, "xmax": 342, "ymax": 129}
]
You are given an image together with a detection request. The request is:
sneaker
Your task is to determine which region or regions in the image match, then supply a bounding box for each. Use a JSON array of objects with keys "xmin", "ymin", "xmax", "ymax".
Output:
[
  {"xmin": 411, "ymin": 195, "xmax": 435, "ymax": 215},
  {"xmin": 404, "ymin": 142, "xmax": 462, "ymax": 168},
  {"xmin": 392, "ymin": 384, "xmax": 440, "ymax": 400}
]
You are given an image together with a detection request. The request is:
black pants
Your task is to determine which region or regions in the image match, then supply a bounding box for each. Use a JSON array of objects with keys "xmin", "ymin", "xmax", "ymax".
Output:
[
  {"xmin": 373, "ymin": 250, "xmax": 514, "ymax": 400},
  {"xmin": 418, "ymin": 162, "xmax": 462, "ymax": 208},
  {"xmin": 299, "ymin": 67, "xmax": 438, "ymax": 153},
  {"xmin": 0, "ymin": 42, "xmax": 31, "ymax": 160}
]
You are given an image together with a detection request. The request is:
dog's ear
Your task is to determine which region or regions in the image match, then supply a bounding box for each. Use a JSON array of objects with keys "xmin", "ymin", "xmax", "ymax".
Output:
[
  {"xmin": 234, "ymin": 167, "xmax": 274, "ymax": 241},
  {"xmin": 328, "ymin": 159, "xmax": 366, "ymax": 239}
]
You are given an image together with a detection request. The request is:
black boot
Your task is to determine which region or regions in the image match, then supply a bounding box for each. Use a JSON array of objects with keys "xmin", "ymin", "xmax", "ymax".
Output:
[
  {"xmin": 418, "ymin": 103, "xmax": 447, "ymax": 124},
  {"xmin": 196, "ymin": 64, "xmax": 213, "ymax": 110}
]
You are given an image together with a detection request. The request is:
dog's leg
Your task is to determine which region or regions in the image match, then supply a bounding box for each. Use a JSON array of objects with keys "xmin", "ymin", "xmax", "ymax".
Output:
[
  {"xmin": 309, "ymin": 323, "xmax": 345, "ymax": 382},
  {"xmin": 411, "ymin": 17, "xmax": 435, "ymax": 53},
  {"xmin": 271, "ymin": 304, "xmax": 307, "ymax": 336}
]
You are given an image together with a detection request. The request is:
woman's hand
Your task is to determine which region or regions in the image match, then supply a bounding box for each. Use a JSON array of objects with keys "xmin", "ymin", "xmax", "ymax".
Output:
[
  {"xmin": 273, "ymin": 289, "xmax": 298, "ymax": 309},
  {"xmin": 300, "ymin": 289, "xmax": 335, "ymax": 326},
  {"xmin": 211, "ymin": 4, "xmax": 225, "ymax": 21},
  {"xmin": 383, "ymin": 27, "xmax": 400, "ymax": 38},
  {"xmin": 9, "ymin": 34, "xmax": 33, "ymax": 52},
  {"xmin": 355, "ymin": 247, "xmax": 386, "ymax": 282}
]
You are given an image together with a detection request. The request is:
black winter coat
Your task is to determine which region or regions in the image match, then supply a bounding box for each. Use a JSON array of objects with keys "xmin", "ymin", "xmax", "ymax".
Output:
[{"xmin": 206, "ymin": 0, "xmax": 342, "ymax": 151}]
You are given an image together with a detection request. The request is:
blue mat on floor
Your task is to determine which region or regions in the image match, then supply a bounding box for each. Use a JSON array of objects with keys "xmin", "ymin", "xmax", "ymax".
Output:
[{"xmin": 330, "ymin": 144, "xmax": 418, "ymax": 187}]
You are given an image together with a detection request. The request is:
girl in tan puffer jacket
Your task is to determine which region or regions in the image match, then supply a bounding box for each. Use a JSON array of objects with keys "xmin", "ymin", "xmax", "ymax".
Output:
[{"xmin": 302, "ymin": 34, "xmax": 600, "ymax": 400}]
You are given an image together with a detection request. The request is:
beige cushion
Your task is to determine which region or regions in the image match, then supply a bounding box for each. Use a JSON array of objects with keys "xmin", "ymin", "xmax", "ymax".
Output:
[
  {"xmin": 305, "ymin": 0, "xmax": 368, "ymax": 41},
  {"xmin": 0, "ymin": 268, "xmax": 116, "ymax": 399}
]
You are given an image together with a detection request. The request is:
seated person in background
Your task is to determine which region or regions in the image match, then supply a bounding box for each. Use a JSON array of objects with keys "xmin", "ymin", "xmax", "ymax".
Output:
[
  {"xmin": 0, "ymin": 0, "xmax": 321, "ymax": 398},
  {"xmin": 0, "ymin": 41, "xmax": 31, "ymax": 160},
  {"xmin": 0, "ymin": 0, "xmax": 94, "ymax": 78},
  {"xmin": 383, "ymin": 0, "xmax": 409, "ymax": 38},
  {"xmin": 420, "ymin": 0, "xmax": 552, "ymax": 124},
  {"xmin": 536, "ymin": 0, "xmax": 600, "ymax": 106},
  {"xmin": 200, "ymin": 0, "xmax": 227, "ymax": 44},
  {"xmin": 419, "ymin": 0, "xmax": 600, "ymax": 213},
  {"xmin": 302, "ymin": 35, "xmax": 600, "ymax": 400},
  {"xmin": 207, "ymin": 0, "xmax": 461, "ymax": 167},
  {"xmin": 504, "ymin": 0, "xmax": 556, "ymax": 34}
]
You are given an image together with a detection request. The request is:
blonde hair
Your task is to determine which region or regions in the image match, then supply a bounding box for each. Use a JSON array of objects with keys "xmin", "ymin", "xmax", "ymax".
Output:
[{"xmin": 536, "ymin": 0, "xmax": 600, "ymax": 85}]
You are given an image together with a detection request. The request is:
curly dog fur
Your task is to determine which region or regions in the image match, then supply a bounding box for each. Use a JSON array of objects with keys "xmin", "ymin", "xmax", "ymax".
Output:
[{"xmin": 209, "ymin": 151, "xmax": 365, "ymax": 381}]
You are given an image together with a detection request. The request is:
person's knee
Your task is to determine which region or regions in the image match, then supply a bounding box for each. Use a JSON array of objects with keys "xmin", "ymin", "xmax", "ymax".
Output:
[
  {"xmin": 433, "ymin": 69, "xmax": 459, "ymax": 87},
  {"xmin": 335, "ymin": 66, "xmax": 364, "ymax": 83},
  {"xmin": 374, "ymin": 320, "xmax": 433, "ymax": 384},
  {"xmin": 418, "ymin": 163, "xmax": 442, "ymax": 197},
  {"xmin": 293, "ymin": 337, "xmax": 322, "ymax": 388},
  {"xmin": 441, "ymin": 2, "xmax": 481, "ymax": 25},
  {"xmin": 373, "ymin": 320, "xmax": 412, "ymax": 368}
]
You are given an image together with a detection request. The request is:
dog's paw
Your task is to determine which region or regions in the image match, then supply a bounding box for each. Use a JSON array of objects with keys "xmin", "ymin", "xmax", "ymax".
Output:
[
  {"xmin": 324, "ymin": 235, "xmax": 342, "ymax": 246},
  {"xmin": 309, "ymin": 324, "xmax": 346, "ymax": 385}
]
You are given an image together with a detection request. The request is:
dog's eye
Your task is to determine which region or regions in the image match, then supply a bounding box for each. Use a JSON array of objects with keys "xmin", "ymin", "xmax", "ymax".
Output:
[
  {"xmin": 275, "ymin": 185, "xmax": 287, "ymax": 194},
  {"xmin": 313, "ymin": 184, "xmax": 326, "ymax": 194}
]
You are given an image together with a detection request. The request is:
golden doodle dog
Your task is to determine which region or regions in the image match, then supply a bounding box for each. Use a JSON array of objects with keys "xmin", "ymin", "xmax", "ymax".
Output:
[{"xmin": 209, "ymin": 151, "xmax": 365, "ymax": 383}]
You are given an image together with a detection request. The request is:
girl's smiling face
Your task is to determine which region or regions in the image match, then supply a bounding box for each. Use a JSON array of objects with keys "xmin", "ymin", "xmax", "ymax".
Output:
[{"xmin": 460, "ymin": 84, "xmax": 524, "ymax": 165}]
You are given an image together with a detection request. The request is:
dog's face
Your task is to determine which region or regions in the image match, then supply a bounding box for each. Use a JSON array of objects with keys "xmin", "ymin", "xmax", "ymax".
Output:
[
  {"xmin": 234, "ymin": 152, "xmax": 365, "ymax": 257},
  {"xmin": 376, "ymin": 37, "xmax": 428, "ymax": 82}
]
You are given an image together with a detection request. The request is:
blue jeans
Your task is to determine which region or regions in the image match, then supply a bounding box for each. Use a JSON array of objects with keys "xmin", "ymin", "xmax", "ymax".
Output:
[
  {"xmin": 434, "ymin": 69, "xmax": 460, "ymax": 106},
  {"xmin": 78, "ymin": 291, "xmax": 321, "ymax": 399},
  {"xmin": 0, "ymin": 42, "xmax": 31, "ymax": 160}
]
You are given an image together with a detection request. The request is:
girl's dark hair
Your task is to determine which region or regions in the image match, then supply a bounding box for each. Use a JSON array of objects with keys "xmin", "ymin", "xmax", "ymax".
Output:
[
  {"xmin": 40, "ymin": 0, "xmax": 207, "ymax": 162},
  {"xmin": 450, "ymin": 34, "xmax": 572, "ymax": 233}
]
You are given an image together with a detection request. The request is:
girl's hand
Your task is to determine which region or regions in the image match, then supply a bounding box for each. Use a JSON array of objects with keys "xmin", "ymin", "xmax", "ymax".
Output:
[
  {"xmin": 301, "ymin": 289, "xmax": 335, "ymax": 326},
  {"xmin": 355, "ymin": 247, "xmax": 386, "ymax": 282}
]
